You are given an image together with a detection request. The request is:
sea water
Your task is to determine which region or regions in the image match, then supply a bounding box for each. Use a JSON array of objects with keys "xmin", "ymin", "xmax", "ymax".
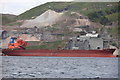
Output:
[{"xmin": 1, "ymin": 56, "xmax": 118, "ymax": 78}]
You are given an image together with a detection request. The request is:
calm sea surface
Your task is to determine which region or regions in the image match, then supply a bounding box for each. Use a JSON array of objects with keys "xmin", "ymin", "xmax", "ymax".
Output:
[{"xmin": 1, "ymin": 56, "xmax": 118, "ymax": 78}]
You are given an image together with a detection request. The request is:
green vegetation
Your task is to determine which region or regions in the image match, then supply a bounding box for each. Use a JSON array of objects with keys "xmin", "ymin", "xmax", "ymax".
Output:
[
  {"xmin": 17, "ymin": 2, "xmax": 73, "ymax": 20},
  {"xmin": 16, "ymin": 2, "xmax": 119, "ymax": 26},
  {"xmin": 26, "ymin": 40, "xmax": 66, "ymax": 50},
  {"xmin": 2, "ymin": 2, "xmax": 119, "ymax": 26},
  {"xmin": 106, "ymin": 12, "xmax": 119, "ymax": 21},
  {"xmin": 5, "ymin": 22, "xmax": 23, "ymax": 26},
  {"xmin": 1, "ymin": 14, "xmax": 16, "ymax": 25},
  {"xmin": 87, "ymin": 5, "xmax": 118, "ymax": 25},
  {"xmin": 107, "ymin": 25, "xmax": 120, "ymax": 48}
]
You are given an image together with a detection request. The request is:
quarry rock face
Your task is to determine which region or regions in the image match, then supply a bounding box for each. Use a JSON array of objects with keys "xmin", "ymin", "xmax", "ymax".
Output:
[
  {"xmin": 21, "ymin": 10, "xmax": 91, "ymax": 28},
  {"xmin": 21, "ymin": 10, "xmax": 64, "ymax": 28}
]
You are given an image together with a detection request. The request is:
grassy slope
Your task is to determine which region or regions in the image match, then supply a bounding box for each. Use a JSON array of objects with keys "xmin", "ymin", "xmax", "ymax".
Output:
[
  {"xmin": 2, "ymin": 2, "xmax": 118, "ymax": 26},
  {"xmin": 17, "ymin": 2, "xmax": 118, "ymax": 22},
  {"xmin": 26, "ymin": 40, "xmax": 66, "ymax": 50},
  {"xmin": 1, "ymin": 14, "xmax": 16, "ymax": 25}
]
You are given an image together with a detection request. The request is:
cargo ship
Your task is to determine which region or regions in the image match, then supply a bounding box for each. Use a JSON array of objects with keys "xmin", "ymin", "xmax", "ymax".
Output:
[
  {"xmin": 2, "ymin": 48, "xmax": 116, "ymax": 57},
  {"xmin": 2, "ymin": 32, "xmax": 117, "ymax": 57}
]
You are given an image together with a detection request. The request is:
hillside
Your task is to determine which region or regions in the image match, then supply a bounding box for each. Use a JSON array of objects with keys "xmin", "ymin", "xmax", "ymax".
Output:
[
  {"xmin": 16, "ymin": 2, "xmax": 119, "ymax": 26},
  {"xmin": 0, "ymin": 14, "xmax": 16, "ymax": 25},
  {"xmin": 1, "ymin": 2, "xmax": 119, "ymax": 48},
  {"xmin": 21, "ymin": 10, "xmax": 64, "ymax": 28}
]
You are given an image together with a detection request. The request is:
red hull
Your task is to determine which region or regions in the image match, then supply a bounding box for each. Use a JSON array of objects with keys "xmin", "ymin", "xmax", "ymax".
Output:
[{"xmin": 2, "ymin": 49, "xmax": 116, "ymax": 57}]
